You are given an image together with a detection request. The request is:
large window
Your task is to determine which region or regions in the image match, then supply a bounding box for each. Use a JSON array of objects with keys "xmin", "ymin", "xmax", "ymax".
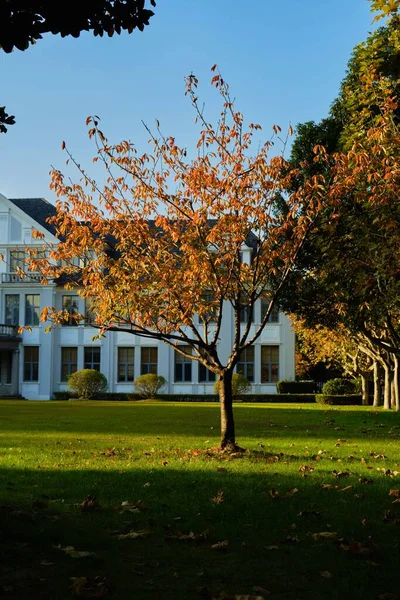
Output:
[
  {"xmin": 5, "ymin": 294, "xmax": 19, "ymax": 325},
  {"xmin": 118, "ymin": 348, "xmax": 135, "ymax": 382},
  {"xmin": 199, "ymin": 291, "xmax": 217, "ymax": 323},
  {"xmin": 198, "ymin": 363, "xmax": 216, "ymax": 382},
  {"xmin": 84, "ymin": 347, "xmax": 101, "ymax": 371},
  {"xmin": 24, "ymin": 346, "xmax": 39, "ymax": 381},
  {"xmin": 141, "ymin": 347, "xmax": 158, "ymax": 375},
  {"xmin": 174, "ymin": 346, "xmax": 192, "ymax": 382},
  {"xmin": 9, "ymin": 250, "xmax": 25, "ymax": 272},
  {"xmin": 261, "ymin": 345, "xmax": 279, "ymax": 383},
  {"xmin": 25, "ymin": 294, "xmax": 40, "ymax": 326},
  {"xmin": 85, "ymin": 298, "xmax": 96, "ymax": 325},
  {"xmin": 62, "ymin": 295, "xmax": 80, "ymax": 326},
  {"xmin": 261, "ymin": 299, "xmax": 279, "ymax": 323},
  {"xmin": 237, "ymin": 346, "xmax": 255, "ymax": 382},
  {"xmin": 61, "ymin": 347, "xmax": 78, "ymax": 381}
]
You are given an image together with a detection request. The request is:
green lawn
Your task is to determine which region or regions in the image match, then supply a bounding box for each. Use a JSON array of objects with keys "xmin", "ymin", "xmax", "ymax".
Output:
[{"xmin": 1, "ymin": 400, "xmax": 399, "ymax": 600}]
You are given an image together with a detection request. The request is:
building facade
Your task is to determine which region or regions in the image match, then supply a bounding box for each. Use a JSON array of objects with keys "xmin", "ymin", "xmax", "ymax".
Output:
[{"xmin": 0, "ymin": 193, "xmax": 295, "ymax": 400}]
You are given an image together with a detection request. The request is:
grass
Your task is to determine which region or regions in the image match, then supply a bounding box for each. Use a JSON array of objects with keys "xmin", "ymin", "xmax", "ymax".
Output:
[{"xmin": 0, "ymin": 400, "xmax": 399, "ymax": 600}]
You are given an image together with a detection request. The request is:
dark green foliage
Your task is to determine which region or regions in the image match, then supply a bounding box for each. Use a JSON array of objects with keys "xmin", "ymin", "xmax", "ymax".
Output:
[
  {"xmin": 213, "ymin": 373, "xmax": 251, "ymax": 397},
  {"xmin": 68, "ymin": 369, "xmax": 108, "ymax": 399},
  {"xmin": 134, "ymin": 374, "xmax": 167, "ymax": 398},
  {"xmin": 322, "ymin": 378, "xmax": 359, "ymax": 395},
  {"xmin": 0, "ymin": 106, "xmax": 15, "ymax": 133},
  {"xmin": 315, "ymin": 394, "xmax": 362, "ymax": 405},
  {"xmin": 0, "ymin": 0, "xmax": 156, "ymax": 53},
  {"xmin": 277, "ymin": 379, "xmax": 318, "ymax": 394}
]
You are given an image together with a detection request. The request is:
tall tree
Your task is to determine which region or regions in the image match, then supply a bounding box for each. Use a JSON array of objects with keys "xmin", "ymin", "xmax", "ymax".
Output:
[
  {"xmin": 0, "ymin": 0, "xmax": 156, "ymax": 133},
  {"xmin": 28, "ymin": 69, "xmax": 324, "ymax": 450}
]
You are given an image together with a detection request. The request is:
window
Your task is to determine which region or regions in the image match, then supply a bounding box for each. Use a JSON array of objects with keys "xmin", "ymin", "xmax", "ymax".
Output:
[
  {"xmin": 174, "ymin": 346, "xmax": 192, "ymax": 382},
  {"xmin": 237, "ymin": 346, "xmax": 255, "ymax": 382},
  {"xmin": 199, "ymin": 363, "xmax": 216, "ymax": 382},
  {"xmin": 24, "ymin": 346, "xmax": 39, "ymax": 381},
  {"xmin": 25, "ymin": 294, "xmax": 40, "ymax": 326},
  {"xmin": 239, "ymin": 294, "xmax": 254, "ymax": 324},
  {"xmin": 9, "ymin": 250, "xmax": 25, "ymax": 272},
  {"xmin": 84, "ymin": 347, "xmax": 101, "ymax": 371},
  {"xmin": 62, "ymin": 295, "xmax": 80, "ymax": 326},
  {"xmin": 261, "ymin": 299, "xmax": 279, "ymax": 323},
  {"xmin": 5, "ymin": 295, "xmax": 19, "ymax": 325},
  {"xmin": 118, "ymin": 348, "xmax": 135, "ymax": 382},
  {"xmin": 61, "ymin": 347, "xmax": 78, "ymax": 381},
  {"xmin": 85, "ymin": 298, "xmax": 96, "ymax": 325},
  {"xmin": 141, "ymin": 347, "xmax": 158, "ymax": 375},
  {"xmin": 261, "ymin": 345, "xmax": 279, "ymax": 383}
]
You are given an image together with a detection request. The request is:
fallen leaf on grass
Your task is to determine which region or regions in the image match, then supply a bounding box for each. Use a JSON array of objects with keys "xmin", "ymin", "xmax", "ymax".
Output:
[
  {"xmin": 389, "ymin": 489, "xmax": 400, "ymax": 498},
  {"xmin": 310, "ymin": 532, "xmax": 337, "ymax": 540},
  {"xmin": 211, "ymin": 540, "xmax": 229, "ymax": 550},
  {"xmin": 80, "ymin": 495, "xmax": 99, "ymax": 512},
  {"xmin": 54, "ymin": 545, "xmax": 96, "ymax": 559},
  {"xmin": 337, "ymin": 485, "xmax": 353, "ymax": 493},
  {"xmin": 40, "ymin": 559, "xmax": 54, "ymax": 566},
  {"xmin": 116, "ymin": 529, "xmax": 150, "ymax": 540},
  {"xmin": 166, "ymin": 530, "xmax": 208, "ymax": 542},
  {"xmin": 210, "ymin": 490, "xmax": 224, "ymax": 504},
  {"xmin": 332, "ymin": 470, "xmax": 350, "ymax": 478},
  {"xmin": 284, "ymin": 535, "xmax": 300, "ymax": 543},
  {"xmin": 70, "ymin": 576, "xmax": 111, "ymax": 598},
  {"xmin": 320, "ymin": 570, "xmax": 332, "ymax": 579},
  {"xmin": 264, "ymin": 545, "xmax": 279, "ymax": 550},
  {"xmin": 359, "ymin": 477, "xmax": 373, "ymax": 485},
  {"xmin": 217, "ymin": 467, "xmax": 228, "ymax": 473},
  {"xmin": 383, "ymin": 511, "xmax": 400, "ymax": 525},
  {"xmin": 298, "ymin": 465, "xmax": 314, "ymax": 474},
  {"xmin": 337, "ymin": 538, "xmax": 372, "ymax": 555},
  {"xmin": 116, "ymin": 500, "xmax": 146, "ymax": 513}
]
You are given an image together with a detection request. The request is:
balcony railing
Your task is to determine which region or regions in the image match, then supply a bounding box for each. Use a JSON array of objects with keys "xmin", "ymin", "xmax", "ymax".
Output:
[
  {"xmin": 0, "ymin": 324, "xmax": 21, "ymax": 339},
  {"xmin": 1, "ymin": 272, "xmax": 43, "ymax": 284}
]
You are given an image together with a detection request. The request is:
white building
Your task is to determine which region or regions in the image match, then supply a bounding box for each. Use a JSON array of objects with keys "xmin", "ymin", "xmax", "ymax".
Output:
[{"xmin": 0, "ymin": 193, "xmax": 295, "ymax": 400}]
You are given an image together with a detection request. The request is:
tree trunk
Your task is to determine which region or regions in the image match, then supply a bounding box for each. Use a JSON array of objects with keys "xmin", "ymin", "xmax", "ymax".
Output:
[
  {"xmin": 373, "ymin": 360, "xmax": 381, "ymax": 407},
  {"xmin": 218, "ymin": 370, "xmax": 236, "ymax": 450},
  {"xmin": 383, "ymin": 361, "xmax": 391, "ymax": 410},
  {"xmin": 361, "ymin": 374, "xmax": 369, "ymax": 405},
  {"xmin": 394, "ymin": 355, "xmax": 400, "ymax": 412}
]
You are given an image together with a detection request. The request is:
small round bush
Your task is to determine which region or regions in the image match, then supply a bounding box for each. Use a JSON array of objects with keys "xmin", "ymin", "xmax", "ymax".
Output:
[
  {"xmin": 213, "ymin": 373, "xmax": 251, "ymax": 397},
  {"xmin": 134, "ymin": 374, "xmax": 167, "ymax": 398},
  {"xmin": 322, "ymin": 378, "xmax": 358, "ymax": 395},
  {"xmin": 68, "ymin": 369, "xmax": 108, "ymax": 399}
]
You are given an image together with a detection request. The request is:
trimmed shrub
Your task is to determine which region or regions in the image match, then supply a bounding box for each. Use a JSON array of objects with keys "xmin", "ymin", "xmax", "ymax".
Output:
[
  {"xmin": 134, "ymin": 374, "xmax": 167, "ymax": 398},
  {"xmin": 315, "ymin": 394, "xmax": 362, "ymax": 406},
  {"xmin": 277, "ymin": 379, "xmax": 318, "ymax": 394},
  {"xmin": 159, "ymin": 393, "xmax": 315, "ymax": 403},
  {"xmin": 213, "ymin": 373, "xmax": 251, "ymax": 397},
  {"xmin": 68, "ymin": 369, "xmax": 108, "ymax": 399},
  {"xmin": 322, "ymin": 378, "xmax": 358, "ymax": 395}
]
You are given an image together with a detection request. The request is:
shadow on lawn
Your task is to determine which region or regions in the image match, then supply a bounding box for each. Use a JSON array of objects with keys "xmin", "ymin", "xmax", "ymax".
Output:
[{"xmin": 1, "ymin": 463, "xmax": 400, "ymax": 600}]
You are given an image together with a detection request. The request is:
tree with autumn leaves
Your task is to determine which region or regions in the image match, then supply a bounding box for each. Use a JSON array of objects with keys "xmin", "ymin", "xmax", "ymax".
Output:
[
  {"xmin": 283, "ymin": 0, "xmax": 400, "ymax": 410},
  {"xmin": 30, "ymin": 69, "xmax": 325, "ymax": 450}
]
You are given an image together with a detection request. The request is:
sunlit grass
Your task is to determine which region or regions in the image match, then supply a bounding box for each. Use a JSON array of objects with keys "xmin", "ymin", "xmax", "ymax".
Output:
[{"xmin": 1, "ymin": 400, "xmax": 399, "ymax": 599}]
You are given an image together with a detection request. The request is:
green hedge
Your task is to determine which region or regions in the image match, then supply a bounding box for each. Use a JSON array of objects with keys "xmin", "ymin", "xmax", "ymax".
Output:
[
  {"xmin": 315, "ymin": 394, "xmax": 362, "ymax": 406},
  {"xmin": 52, "ymin": 391, "xmax": 143, "ymax": 401},
  {"xmin": 277, "ymin": 380, "xmax": 318, "ymax": 394}
]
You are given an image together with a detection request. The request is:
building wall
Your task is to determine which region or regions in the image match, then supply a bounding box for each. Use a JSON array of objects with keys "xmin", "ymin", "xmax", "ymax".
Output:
[{"xmin": 0, "ymin": 193, "xmax": 295, "ymax": 400}]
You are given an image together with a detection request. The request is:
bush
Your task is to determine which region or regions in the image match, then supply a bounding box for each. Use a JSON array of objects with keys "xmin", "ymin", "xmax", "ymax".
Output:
[
  {"xmin": 315, "ymin": 394, "xmax": 362, "ymax": 406},
  {"xmin": 68, "ymin": 369, "xmax": 108, "ymax": 399},
  {"xmin": 322, "ymin": 378, "xmax": 358, "ymax": 395},
  {"xmin": 159, "ymin": 393, "xmax": 315, "ymax": 403},
  {"xmin": 134, "ymin": 374, "xmax": 167, "ymax": 398},
  {"xmin": 277, "ymin": 379, "xmax": 318, "ymax": 394},
  {"xmin": 213, "ymin": 373, "xmax": 251, "ymax": 397}
]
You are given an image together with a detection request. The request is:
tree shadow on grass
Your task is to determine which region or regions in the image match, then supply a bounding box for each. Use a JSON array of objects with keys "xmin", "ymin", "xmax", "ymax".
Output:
[{"xmin": 1, "ymin": 464, "xmax": 399, "ymax": 600}]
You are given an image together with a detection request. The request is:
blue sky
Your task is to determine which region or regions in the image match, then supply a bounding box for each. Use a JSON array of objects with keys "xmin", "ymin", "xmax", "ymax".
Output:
[{"xmin": 0, "ymin": 0, "xmax": 375, "ymax": 202}]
